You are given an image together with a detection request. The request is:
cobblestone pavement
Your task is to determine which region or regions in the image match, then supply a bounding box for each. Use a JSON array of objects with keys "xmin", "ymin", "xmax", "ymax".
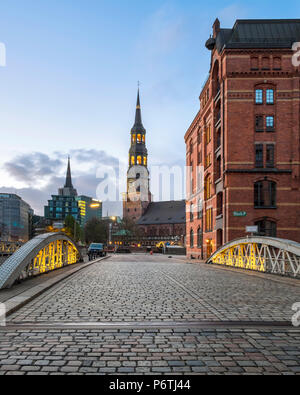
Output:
[
  {"xmin": 7, "ymin": 254, "xmax": 300, "ymax": 323},
  {"xmin": 0, "ymin": 254, "xmax": 299, "ymax": 375}
]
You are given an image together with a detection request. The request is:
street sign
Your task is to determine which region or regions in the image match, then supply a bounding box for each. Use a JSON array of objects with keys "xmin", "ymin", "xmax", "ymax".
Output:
[
  {"xmin": 246, "ymin": 226, "xmax": 258, "ymax": 233},
  {"xmin": 234, "ymin": 211, "xmax": 247, "ymax": 217}
]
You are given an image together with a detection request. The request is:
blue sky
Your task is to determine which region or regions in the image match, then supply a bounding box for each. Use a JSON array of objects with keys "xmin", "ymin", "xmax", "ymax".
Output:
[{"xmin": 0, "ymin": 0, "xmax": 299, "ymax": 215}]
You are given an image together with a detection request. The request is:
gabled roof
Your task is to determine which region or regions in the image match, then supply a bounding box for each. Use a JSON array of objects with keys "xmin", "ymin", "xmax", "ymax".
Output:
[
  {"xmin": 137, "ymin": 200, "xmax": 186, "ymax": 225},
  {"xmin": 215, "ymin": 19, "xmax": 300, "ymax": 52}
]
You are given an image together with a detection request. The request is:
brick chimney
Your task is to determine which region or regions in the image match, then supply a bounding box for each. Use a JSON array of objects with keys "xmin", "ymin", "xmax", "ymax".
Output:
[{"xmin": 213, "ymin": 18, "xmax": 220, "ymax": 38}]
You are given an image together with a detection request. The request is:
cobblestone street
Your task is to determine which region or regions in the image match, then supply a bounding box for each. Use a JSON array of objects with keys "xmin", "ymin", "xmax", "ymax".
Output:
[{"xmin": 0, "ymin": 254, "xmax": 300, "ymax": 375}]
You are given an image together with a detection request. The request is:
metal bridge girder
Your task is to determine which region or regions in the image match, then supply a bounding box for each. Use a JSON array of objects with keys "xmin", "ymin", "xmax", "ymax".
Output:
[
  {"xmin": 208, "ymin": 236, "xmax": 300, "ymax": 278},
  {"xmin": 0, "ymin": 233, "xmax": 82, "ymax": 289}
]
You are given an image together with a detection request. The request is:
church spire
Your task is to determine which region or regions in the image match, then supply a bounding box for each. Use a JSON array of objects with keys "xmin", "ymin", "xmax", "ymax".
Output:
[
  {"xmin": 64, "ymin": 156, "xmax": 73, "ymax": 188},
  {"xmin": 132, "ymin": 88, "xmax": 145, "ymax": 132},
  {"xmin": 59, "ymin": 157, "xmax": 78, "ymax": 197}
]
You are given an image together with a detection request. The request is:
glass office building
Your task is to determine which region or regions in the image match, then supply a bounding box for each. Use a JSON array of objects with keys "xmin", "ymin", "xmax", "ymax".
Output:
[
  {"xmin": 0, "ymin": 193, "xmax": 33, "ymax": 242},
  {"xmin": 45, "ymin": 159, "xmax": 102, "ymax": 226}
]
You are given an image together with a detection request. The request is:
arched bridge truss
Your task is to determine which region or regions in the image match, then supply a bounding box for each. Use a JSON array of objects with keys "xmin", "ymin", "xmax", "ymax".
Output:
[
  {"xmin": 207, "ymin": 237, "xmax": 300, "ymax": 279},
  {"xmin": 0, "ymin": 233, "xmax": 82, "ymax": 289}
]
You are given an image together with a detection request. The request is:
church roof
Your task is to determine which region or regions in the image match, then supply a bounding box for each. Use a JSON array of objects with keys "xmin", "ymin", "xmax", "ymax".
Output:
[
  {"xmin": 213, "ymin": 19, "xmax": 300, "ymax": 52},
  {"xmin": 137, "ymin": 200, "xmax": 186, "ymax": 225}
]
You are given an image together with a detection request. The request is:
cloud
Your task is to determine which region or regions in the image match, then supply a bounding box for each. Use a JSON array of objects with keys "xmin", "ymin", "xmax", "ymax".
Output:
[
  {"xmin": 1, "ymin": 149, "xmax": 123, "ymax": 216},
  {"xmin": 4, "ymin": 152, "xmax": 63, "ymax": 185}
]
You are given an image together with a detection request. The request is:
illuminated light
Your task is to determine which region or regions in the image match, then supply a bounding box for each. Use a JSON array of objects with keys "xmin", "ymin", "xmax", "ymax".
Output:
[
  {"xmin": 32, "ymin": 240, "xmax": 80, "ymax": 276},
  {"xmin": 90, "ymin": 203, "xmax": 100, "ymax": 208}
]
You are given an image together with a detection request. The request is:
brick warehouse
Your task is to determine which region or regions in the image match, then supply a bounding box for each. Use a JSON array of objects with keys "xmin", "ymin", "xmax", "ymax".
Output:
[{"xmin": 185, "ymin": 19, "xmax": 300, "ymax": 259}]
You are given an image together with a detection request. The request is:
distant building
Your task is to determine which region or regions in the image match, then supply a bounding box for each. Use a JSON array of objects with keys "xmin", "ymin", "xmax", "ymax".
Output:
[
  {"xmin": 0, "ymin": 193, "xmax": 33, "ymax": 242},
  {"xmin": 77, "ymin": 196, "xmax": 102, "ymax": 227},
  {"xmin": 122, "ymin": 90, "xmax": 186, "ymax": 246},
  {"xmin": 45, "ymin": 158, "xmax": 102, "ymax": 226}
]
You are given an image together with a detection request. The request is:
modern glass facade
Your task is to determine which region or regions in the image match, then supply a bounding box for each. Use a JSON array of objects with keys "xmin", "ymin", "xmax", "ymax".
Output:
[
  {"xmin": 0, "ymin": 194, "xmax": 33, "ymax": 242},
  {"xmin": 45, "ymin": 195, "xmax": 81, "ymax": 223},
  {"xmin": 44, "ymin": 159, "xmax": 102, "ymax": 226}
]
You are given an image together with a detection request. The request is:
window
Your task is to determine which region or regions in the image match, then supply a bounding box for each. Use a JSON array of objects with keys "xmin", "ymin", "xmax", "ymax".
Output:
[
  {"xmin": 132, "ymin": 134, "xmax": 136, "ymax": 143},
  {"xmin": 255, "ymin": 220, "xmax": 277, "ymax": 237},
  {"xmin": 255, "ymin": 144, "xmax": 264, "ymax": 168},
  {"xmin": 266, "ymin": 89, "xmax": 274, "ymax": 104},
  {"xmin": 266, "ymin": 145, "xmax": 275, "ymax": 168},
  {"xmin": 190, "ymin": 228, "xmax": 194, "ymax": 248},
  {"xmin": 216, "ymin": 157, "xmax": 221, "ymax": 179},
  {"xmin": 190, "ymin": 204, "xmax": 194, "ymax": 222},
  {"xmin": 197, "ymin": 199, "xmax": 203, "ymax": 219},
  {"xmin": 266, "ymin": 116, "xmax": 274, "ymax": 130},
  {"xmin": 131, "ymin": 156, "xmax": 135, "ymax": 165},
  {"xmin": 197, "ymin": 130, "xmax": 202, "ymax": 144},
  {"xmin": 273, "ymin": 57, "xmax": 282, "ymax": 70},
  {"xmin": 206, "ymin": 125, "xmax": 211, "ymax": 143},
  {"xmin": 197, "ymin": 227, "xmax": 203, "ymax": 248},
  {"xmin": 205, "ymin": 208, "xmax": 213, "ymax": 232},
  {"xmin": 137, "ymin": 134, "xmax": 142, "ymax": 143},
  {"xmin": 142, "ymin": 135, "xmax": 145, "ymax": 143},
  {"xmin": 217, "ymin": 192, "xmax": 223, "ymax": 216},
  {"xmin": 205, "ymin": 153, "xmax": 211, "ymax": 168},
  {"xmin": 262, "ymin": 57, "xmax": 270, "ymax": 70},
  {"xmin": 251, "ymin": 57, "xmax": 259, "ymax": 70},
  {"xmin": 205, "ymin": 176, "xmax": 212, "ymax": 200},
  {"xmin": 137, "ymin": 156, "xmax": 142, "ymax": 165},
  {"xmin": 198, "ymin": 150, "xmax": 202, "ymax": 165},
  {"xmin": 255, "ymin": 89, "xmax": 263, "ymax": 104},
  {"xmin": 255, "ymin": 115, "xmax": 264, "ymax": 132},
  {"xmin": 143, "ymin": 157, "xmax": 147, "ymax": 166},
  {"xmin": 254, "ymin": 180, "xmax": 277, "ymax": 208}
]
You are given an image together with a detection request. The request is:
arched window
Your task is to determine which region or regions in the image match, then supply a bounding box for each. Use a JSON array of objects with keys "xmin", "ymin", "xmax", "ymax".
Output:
[
  {"xmin": 262, "ymin": 57, "xmax": 270, "ymax": 70},
  {"xmin": 143, "ymin": 157, "xmax": 147, "ymax": 166},
  {"xmin": 131, "ymin": 156, "xmax": 135, "ymax": 165},
  {"xmin": 137, "ymin": 134, "xmax": 142, "ymax": 143},
  {"xmin": 190, "ymin": 228, "xmax": 194, "ymax": 249},
  {"xmin": 205, "ymin": 176, "xmax": 212, "ymax": 200},
  {"xmin": 197, "ymin": 227, "xmax": 202, "ymax": 248},
  {"xmin": 251, "ymin": 57, "xmax": 259, "ymax": 70},
  {"xmin": 273, "ymin": 57, "xmax": 282, "ymax": 70},
  {"xmin": 137, "ymin": 156, "xmax": 142, "ymax": 165},
  {"xmin": 254, "ymin": 180, "xmax": 276, "ymax": 208},
  {"xmin": 255, "ymin": 219, "xmax": 277, "ymax": 237},
  {"xmin": 190, "ymin": 204, "xmax": 194, "ymax": 222},
  {"xmin": 142, "ymin": 135, "xmax": 145, "ymax": 143},
  {"xmin": 197, "ymin": 199, "xmax": 203, "ymax": 219},
  {"xmin": 132, "ymin": 134, "xmax": 136, "ymax": 143}
]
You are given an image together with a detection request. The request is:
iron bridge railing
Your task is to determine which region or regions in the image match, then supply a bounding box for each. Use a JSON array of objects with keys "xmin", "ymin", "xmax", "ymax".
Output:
[{"xmin": 207, "ymin": 237, "xmax": 300, "ymax": 279}]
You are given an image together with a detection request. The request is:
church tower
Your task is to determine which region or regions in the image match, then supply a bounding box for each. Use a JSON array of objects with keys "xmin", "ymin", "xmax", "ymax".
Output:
[
  {"xmin": 123, "ymin": 89, "xmax": 152, "ymax": 222},
  {"xmin": 58, "ymin": 157, "xmax": 78, "ymax": 197}
]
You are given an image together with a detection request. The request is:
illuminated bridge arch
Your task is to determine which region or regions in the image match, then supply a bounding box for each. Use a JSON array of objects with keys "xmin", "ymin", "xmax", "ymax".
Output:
[
  {"xmin": 0, "ymin": 233, "xmax": 82, "ymax": 289},
  {"xmin": 207, "ymin": 237, "xmax": 300, "ymax": 278}
]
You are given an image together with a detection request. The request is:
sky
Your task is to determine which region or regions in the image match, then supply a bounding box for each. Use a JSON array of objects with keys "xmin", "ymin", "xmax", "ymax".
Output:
[{"xmin": 0, "ymin": 0, "xmax": 299, "ymax": 216}]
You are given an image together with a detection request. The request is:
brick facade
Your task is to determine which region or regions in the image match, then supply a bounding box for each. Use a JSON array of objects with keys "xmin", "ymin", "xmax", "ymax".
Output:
[{"xmin": 185, "ymin": 19, "xmax": 300, "ymax": 259}]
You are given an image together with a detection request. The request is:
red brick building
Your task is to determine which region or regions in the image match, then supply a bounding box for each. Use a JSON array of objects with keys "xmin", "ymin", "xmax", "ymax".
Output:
[{"xmin": 185, "ymin": 19, "xmax": 300, "ymax": 259}]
